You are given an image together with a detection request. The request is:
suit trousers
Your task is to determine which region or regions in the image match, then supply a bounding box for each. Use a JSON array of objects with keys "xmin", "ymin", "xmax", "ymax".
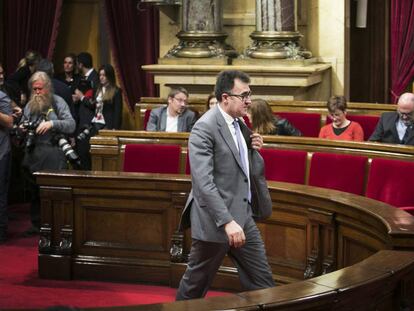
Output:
[{"xmin": 176, "ymin": 216, "xmax": 275, "ymax": 300}]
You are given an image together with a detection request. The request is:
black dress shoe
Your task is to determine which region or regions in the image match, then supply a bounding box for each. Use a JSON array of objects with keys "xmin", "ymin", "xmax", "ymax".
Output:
[{"xmin": 22, "ymin": 226, "xmax": 40, "ymax": 237}]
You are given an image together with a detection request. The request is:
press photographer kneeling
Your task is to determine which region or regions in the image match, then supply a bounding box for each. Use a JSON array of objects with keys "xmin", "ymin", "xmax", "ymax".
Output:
[{"xmin": 19, "ymin": 71, "xmax": 75, "ymax": 236}]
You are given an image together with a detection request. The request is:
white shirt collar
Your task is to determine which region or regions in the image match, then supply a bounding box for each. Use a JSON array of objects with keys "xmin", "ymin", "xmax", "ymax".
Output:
[
  {"xmin": 85, "ymin": 68, "xmax": 93, "ymax": 78},
  {"xmin": 218, "ymin": 103, "xmax": 236, "ymax": 126}
]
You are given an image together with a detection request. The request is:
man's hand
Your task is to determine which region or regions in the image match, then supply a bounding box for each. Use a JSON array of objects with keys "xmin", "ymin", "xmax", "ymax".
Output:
[
  {"xmin": 250, "ymin": 133, "xmax": 263, "ymax": 150},
  {"xmin": 224, "ymin": 220, "xmax": 246, "ymax": 248},
  {"xmin": 36, "ymin": 120, "xmax": 53, "ymax": 135},
  {"xmin": 12, "ymin": 106, "xmax": 22, "ymax": 119},
  {"xmin": 72, "ymin": 89, "xmax": 84, "ymax": 102}
]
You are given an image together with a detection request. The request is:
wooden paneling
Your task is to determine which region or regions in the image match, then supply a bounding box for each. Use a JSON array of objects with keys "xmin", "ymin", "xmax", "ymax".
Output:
[{"xmin": 35, "ymin": 171, "xmax": 414, "ymax": 310}]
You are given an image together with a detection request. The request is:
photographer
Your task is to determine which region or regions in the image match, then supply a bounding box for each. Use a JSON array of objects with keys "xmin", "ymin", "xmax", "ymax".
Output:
[
  {"xmin": 20, "ymin": 72, "xmax": 75, "ymax": 236},
  {"xmin": 0, "ymin": 91, "xmax": 13, "ymax": 243}
]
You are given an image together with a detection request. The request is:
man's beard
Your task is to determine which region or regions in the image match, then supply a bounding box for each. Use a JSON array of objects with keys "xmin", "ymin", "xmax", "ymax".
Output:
[{"xmin": 28, "ymin": 94, "xmax": 53, "ymax": 115}]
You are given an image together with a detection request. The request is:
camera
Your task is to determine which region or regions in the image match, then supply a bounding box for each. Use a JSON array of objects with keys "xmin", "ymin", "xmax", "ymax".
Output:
[
  {"xmin": 18, "ymin": 116, "xmax": 45, "ymax": 151},
  {"xmin": 77, "ymin": 125, "xmax": 93, "ymax": 141},
  {"xmin": 53, "ymin": 134, "xmax": 81, "ymax": 169}
]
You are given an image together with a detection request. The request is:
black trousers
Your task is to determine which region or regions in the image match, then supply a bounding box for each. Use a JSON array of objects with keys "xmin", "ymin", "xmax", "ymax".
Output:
[{"xmin": 176, "ymin": 217, "xmax": 275, "ymax": 300}]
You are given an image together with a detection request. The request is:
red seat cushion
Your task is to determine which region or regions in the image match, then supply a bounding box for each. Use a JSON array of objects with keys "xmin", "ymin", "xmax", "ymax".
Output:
[
  {"xmin": 309, "ymin": 152, "xmax": 367, "ymax": 195},
  {"xmin": 366, "ymin": 158, "xmax": 414, "ymax": 207},
  {"xmin": 143, "ymin": 109, "xmax": 152, "ymax": 130},
  {"xmin": 326, "ymin": 115, "xmax": 379, "ymax": 141},
  {"xmin": 260, "ymin": 149, "xmax": 307, "ymax": 184},
  {"xmin": 276, "ymin": 112, "xmax": 321, "ymax": 137},
  {"xmin": 185, "ymin": 152, "xmax": 191, "ymax": 175},
  {"xmin": 123, "ymin": 144, "xmax": 181, "ymax": 174}
]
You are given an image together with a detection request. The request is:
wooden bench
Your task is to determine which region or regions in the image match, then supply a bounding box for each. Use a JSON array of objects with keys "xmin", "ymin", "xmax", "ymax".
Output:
[
  {"xmin": 35, "ymin": 171, "xmax": 414, "ymax": 309},
  {"xmin": 134, "ymin": 97, "xmax": 396, "ymax": 131}
]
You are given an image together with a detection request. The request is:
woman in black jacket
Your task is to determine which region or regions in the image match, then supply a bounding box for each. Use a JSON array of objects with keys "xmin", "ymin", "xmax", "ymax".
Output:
[
  {"xmin": 248, "ymin": 99, "xmax": 301, "ymax": 136},
  {"xmin": 90, "ymin": 63, "xmax": 123, "ymax": 132}
]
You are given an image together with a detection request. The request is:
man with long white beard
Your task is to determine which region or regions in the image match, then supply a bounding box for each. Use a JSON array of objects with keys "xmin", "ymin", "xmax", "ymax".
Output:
[{"xmin": 19, "ymin": 71, "xmax": 75, "ymax": 236}]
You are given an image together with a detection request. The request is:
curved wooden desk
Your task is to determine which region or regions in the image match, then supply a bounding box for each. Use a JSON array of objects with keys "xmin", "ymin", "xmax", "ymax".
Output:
[{"xmin": 35, "ymin": 171, "xmax": 414, "ymax": 309}]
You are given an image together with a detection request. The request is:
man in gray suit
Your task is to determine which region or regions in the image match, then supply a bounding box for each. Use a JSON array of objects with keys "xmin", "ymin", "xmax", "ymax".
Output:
[
  {"xmin": 146, "ymin": 87, "xmax": 197, "ymax": 132},
  {"xmin": 176, "ymin": 70, "xmax": 275, "ymax": 300}
]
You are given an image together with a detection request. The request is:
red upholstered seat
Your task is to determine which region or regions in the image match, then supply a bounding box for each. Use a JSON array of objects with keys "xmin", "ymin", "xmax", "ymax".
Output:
[
  {"xmin": 309, "ymin": 152, "xmax": 367, "ymax": 195},
  {"xmin": 326, "ymin": 115, "xmax": 379, "ymax": 141},
  {"xmin": 185, "ymin": 152, "xmax": 191, "ymax": 175},
  {"xmin": 275, "ymin": 112, "xmax": 321, "ymax": 137},
  {"xmin": 242, "ymin": 116, "xmax": 252, "ymax": 129},
  {"xmin": 123, "ymin": 144, "xmax": 181, "ymax": 174},
  {"xmin": 143, "ymin": 109, "xmax": 152, "ymax": 130},
  {"xmin": 260, "ymin": 149, "xmax": 307, "ymax": 184},
  {"xmin": 366, "ymin": 158, "xmax": 414, "ymax": 208}
]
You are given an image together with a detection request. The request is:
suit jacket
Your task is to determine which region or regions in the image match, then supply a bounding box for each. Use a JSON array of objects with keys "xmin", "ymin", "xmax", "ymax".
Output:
[
  {"xmin": 179, "ymin": 105, "xmax": 272, "ymax": 243},
  {"xmin": 146, "ymin": 106, "xmax": 197, "ymax": 132},
  {"xmin": 369, "ymin": 111, "xmax": 414, "ymax": 145},
  {"xmin": 76, "ymin": 69, "xmax": 99, "ymax": 132},
  {"xmin": 101, "ymin": 87, "xmax": 123, "ymax": 129}
]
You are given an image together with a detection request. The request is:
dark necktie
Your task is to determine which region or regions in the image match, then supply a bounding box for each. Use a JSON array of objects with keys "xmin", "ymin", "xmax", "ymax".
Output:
[
  {"xmin": 233, "ymin": 119, "xmax": 251, "ymax": 201},
  {"xmin": 402, "ymin": 126, "xmax": 411, "ymax": 144}
]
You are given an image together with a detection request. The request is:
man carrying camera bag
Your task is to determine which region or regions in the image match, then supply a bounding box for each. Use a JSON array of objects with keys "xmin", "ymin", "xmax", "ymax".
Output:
[{"xmin": 19, "ymin": 71, "xmax": 75, "ymax": 236}]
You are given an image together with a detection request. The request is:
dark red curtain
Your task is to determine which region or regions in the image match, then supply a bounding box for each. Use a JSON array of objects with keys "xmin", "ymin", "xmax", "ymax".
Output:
[
  {"xmin": 103, "ymin": 0, "xmax": 159, "ymax": 112},
  {"xmin": 390, "ymin": 1, "xmax": 414, "ymax": 103},
  {"xmin": 3, "ymin": 0, "xmax": 63, "ymax": 75}
]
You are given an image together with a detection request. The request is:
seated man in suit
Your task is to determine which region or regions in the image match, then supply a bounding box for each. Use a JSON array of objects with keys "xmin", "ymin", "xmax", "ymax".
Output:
[
  {"xmin": 369, "ymin": 92, "xmax": 414, "ymax": 145},
  {"xmin": 146, "ymin": 87, "xmax": 197, "ymax": 132}
]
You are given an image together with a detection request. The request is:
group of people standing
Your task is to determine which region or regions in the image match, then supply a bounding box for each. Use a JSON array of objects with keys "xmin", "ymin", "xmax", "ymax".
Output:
[{"xmin": 0, "ymin": 51, "xmax": 123, "ymax": 242}]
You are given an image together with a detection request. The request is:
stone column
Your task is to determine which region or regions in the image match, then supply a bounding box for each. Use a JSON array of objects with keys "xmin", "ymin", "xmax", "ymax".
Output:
[
  {"xmin": 246, "ymin": 0, "xmax": 311, "ymax": 59},
  {"xmin": 165, "ymin": 0, "xmax": 233, "ymax": 58}
]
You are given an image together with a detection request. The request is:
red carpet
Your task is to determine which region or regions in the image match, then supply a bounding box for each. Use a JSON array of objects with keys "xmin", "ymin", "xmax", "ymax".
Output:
[{"xmin": 0, "ymin": 205, "xmax": 228, "ymax": 309}]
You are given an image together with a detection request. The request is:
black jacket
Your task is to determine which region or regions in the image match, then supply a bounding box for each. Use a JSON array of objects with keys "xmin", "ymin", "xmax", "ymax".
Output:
[
  {"xmin": 270, "ymin": 117, "xmax": 302, "ymax": 136},
  {"xmin": 369, "ymin": 111, "xmax": 414, "ymax": 145}
]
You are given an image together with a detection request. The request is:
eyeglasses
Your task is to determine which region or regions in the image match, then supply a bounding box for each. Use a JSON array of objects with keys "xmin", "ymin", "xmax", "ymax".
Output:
[
  {"xmin": 226, "ymin": 91, "xmax": 252, "ymax": 102},
  {"xmin": 33, "ymin": 87, "xmax": 44, "ymax": 91},
  {"xmin": 173, "ymin": 97, "xmax": 187, "ymax": 104}
]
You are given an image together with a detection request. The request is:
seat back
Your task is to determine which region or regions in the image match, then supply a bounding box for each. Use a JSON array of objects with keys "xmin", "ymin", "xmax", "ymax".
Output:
[
  {"xmin": 366, "ymin": 158, "xmax": 414, "ymax": 207},
  {"xmin": 260, "ymin": 149, "xmax": 307, "ymax": 184},
  {"xmin": 326, "ymin": 115, "xmax": 379, "ymax": 141},
  {"xmin": 276, "ymin": 112, "xmax": 321, "ymax": 137},
  {"xmin": 123, "ymin": 144, "xmax": 181, "ymax": 174},
  {"xmin": 309, "ymin": 152, "xmax": 368, "ymax": 195}
]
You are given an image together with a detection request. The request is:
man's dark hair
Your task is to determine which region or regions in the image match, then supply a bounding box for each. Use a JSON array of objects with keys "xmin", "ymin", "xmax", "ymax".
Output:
[
  {"xmin": 168, "ymin": 86, "xmax": 188, "ymax": 99},
  {"xmin": 36, "ymin": 58, "xmax": 54, "ymax": 77},
  {"xmin": 214, "ymin": 70, "xmax": 250, "ymax": 102},
  {"xmin": 77, "ymin": 52, "xmax": 93, "ymax": 68}
]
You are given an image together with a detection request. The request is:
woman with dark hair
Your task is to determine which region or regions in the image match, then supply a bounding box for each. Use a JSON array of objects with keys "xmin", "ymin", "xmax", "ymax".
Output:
[
  {"xmin": 248, "ymin": 99, "xmax": 301, "ymax": 136},
  {"xmin": 90, "ymin": 64, "xmax": 123, "ymax": 133},
  {"xmin": 319, "ymin": 96, "xmax": 364, "ymax": 141},
  {"xmin": 55, "ymin": 53, "xmax": 81, "ymax": 94},
  {"xmin": 206, "ymin": 93, "xmax": 217, "ymax": 110}
]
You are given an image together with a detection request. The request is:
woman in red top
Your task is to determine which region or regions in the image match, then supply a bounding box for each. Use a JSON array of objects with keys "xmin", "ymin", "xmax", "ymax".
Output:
[{"xmin": 319, "ymin": 96, "xmax": 364, "ymax": 141}]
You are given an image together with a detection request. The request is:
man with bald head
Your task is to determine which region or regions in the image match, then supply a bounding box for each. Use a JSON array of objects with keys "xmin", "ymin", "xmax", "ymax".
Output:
[{"xmin": 369, "ymin": 93, "xmax": 414, "ymax": 145}]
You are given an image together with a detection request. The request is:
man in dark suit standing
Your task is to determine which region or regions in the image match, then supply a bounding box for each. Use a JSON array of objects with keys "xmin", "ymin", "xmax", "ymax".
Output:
[
  {"xmin": 369, "ymin": 92, "xmax": 414, "ymax": 145},
  {"xmin": 72, "ymin": 52, "xmax": 99, "ymax": 170},
  {"xmin": 176, "ymin": 70, "xmax": 275, "ymax": 300},
  {"xmin": 146, "ymin": 87, "xmax": 197, "ymax": 132}
]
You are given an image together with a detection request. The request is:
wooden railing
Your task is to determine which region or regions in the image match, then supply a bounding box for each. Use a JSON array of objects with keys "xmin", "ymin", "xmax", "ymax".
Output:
[{"xmin": 35, "ymin": 171, "xmax": 414, "ymax": 310}]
